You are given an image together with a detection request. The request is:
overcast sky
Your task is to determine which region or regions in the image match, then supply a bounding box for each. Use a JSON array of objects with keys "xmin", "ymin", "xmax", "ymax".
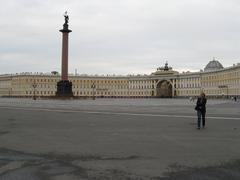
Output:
[{"xmin": 1, "ymin": 0, "xmax": 240, "ymax": 75}]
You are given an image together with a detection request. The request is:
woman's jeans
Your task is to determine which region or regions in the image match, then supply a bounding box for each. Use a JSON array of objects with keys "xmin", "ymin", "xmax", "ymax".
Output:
[{"xmin": 197, "ymin": 110, "xmax": 206, "ymax": 128}]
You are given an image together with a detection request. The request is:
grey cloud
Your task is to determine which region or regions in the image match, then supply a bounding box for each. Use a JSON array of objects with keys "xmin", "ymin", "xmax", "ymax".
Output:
[{"xmin": 0, "ymin": 0, "xmax": 240, "ymax": 74}]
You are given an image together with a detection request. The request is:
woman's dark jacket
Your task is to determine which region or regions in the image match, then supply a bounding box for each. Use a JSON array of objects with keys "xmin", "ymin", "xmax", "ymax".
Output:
[{"xmin": 195, "ymin": 97, "xmax": 207, "ymax": 112}]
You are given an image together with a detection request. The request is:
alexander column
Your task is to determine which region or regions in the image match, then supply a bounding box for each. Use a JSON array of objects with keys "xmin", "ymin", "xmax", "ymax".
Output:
[{"xmin": 56, "ymin": 12, "xmax": 73, "ymax": 97}]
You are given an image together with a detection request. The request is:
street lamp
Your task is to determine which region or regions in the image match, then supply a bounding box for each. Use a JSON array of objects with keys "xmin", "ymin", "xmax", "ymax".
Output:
[
  {"xmin": 91, "ymin": 82, "xmax": 96, "ymax": 100},
  {"xmin": 8, "ymin": 88, "xmax": 12, "ymax": 97},
  {"xmin": 32, "ymin": 78, "xmax": 37, "ymax": 100}
]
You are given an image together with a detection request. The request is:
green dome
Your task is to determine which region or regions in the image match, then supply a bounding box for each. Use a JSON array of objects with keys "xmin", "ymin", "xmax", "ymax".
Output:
[{"xmin": 204, "ymin": 59, "xmax": 224, "ymax": 72}]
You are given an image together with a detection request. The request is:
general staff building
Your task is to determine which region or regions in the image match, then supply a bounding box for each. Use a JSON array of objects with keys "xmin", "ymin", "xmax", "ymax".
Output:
[{"xmin": 0, "ymin": 60, "xmax": 240, "ymax": 98}]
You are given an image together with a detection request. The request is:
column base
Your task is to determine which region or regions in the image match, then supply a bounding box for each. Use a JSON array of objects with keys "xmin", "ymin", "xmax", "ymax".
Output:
[{"xmin": 56, "ymin": 80, "xmax": 73, "ymax": 97}]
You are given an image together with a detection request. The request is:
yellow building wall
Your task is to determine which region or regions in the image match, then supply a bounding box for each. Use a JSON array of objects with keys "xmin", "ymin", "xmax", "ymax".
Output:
[{"xmin": 0, "ymin": 64, "xmax": 239, "ymax": 98}]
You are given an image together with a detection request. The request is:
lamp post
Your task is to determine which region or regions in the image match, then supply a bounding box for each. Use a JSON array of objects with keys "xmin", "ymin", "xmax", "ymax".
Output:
[
  {"xmin": 8, "ymin": 88, "xmax": 12, "ymax": 97},
  {"xmin": 32, "ymin": 78, "xmax": 37, "ymax": 100},
  {"xmin": 91, "ymin": 82, "xmax": 96, "ymax": 100},
  {"xmin": 227, "ymin": 86, "xmax": 229, "ymax": 99}
]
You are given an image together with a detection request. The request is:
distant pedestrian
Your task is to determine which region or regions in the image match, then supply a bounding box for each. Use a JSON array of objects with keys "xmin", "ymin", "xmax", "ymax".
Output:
[
  {"xmin": 195, "ymin": 92, "xmax": 207, "ymax": 129},
  {"xmin": 234, "ymin": 96, "xmax": 237, "ymax": 102},
  {"xmin": 189, "ymin": 97, "xmax": 193, "ymax": 102}
]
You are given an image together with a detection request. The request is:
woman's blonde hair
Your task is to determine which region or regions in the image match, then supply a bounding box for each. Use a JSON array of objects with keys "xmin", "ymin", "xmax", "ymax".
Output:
[{"xmin": 200, "ymin": 92, "xmax": 206, "ymax": 97}]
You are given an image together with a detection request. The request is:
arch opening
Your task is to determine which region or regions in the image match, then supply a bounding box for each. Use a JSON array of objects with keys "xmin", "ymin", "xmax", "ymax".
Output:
[{"xmin": 156, "ymin": 80, "xmax": 172, "ymax": 98}]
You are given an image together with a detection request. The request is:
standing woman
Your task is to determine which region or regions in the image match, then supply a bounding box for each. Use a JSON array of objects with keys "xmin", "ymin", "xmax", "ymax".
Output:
[{"xmin": 195, "ymin": 92, "xmax": 207, "ymax": 129}]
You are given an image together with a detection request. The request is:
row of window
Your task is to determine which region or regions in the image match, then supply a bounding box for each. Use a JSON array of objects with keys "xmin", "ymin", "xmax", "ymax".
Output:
[
  {"xmin": 26, "ymin": 91, "xmax": 55, "ymax": 95},
  {"xmin": 178, "ymin": 78, "xmax": 200, "ymax": 83},
  {"xmin": 23, "ymin": 78, "xmax": 130, "ymax": 85},
  {"xmin": 26, "ymin": 79, "xmax": 59, "ymax": 83},
  {"xmin": 177, "ymin": 84, "xmax": 201, "ymax": 88},
  {"xmin": 178, "ymin": 90, "xmax": 201, "ymax": 95},
  {"xmin": 25, "ymin": 90, "xmax": 153, "ymax": 96},
  {"xmin": 73, "ymin": 85, "xmax": 128, "ymax": 89},
  {"xmin": 202, "ymin": 71, "xmax": 240, "ymax": 80},
  {"xmin": 178, "ymin": 87, "xmax": 240, "ymax": 96},
  {"xmin": 71, "ymin": 79, "xmax": 127, "ymax": 84}
]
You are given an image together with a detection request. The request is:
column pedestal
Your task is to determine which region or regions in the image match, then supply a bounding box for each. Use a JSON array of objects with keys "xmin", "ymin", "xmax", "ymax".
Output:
[{"xmin": 56, "ymin": 80, "xmax": 73, "ymax": 97}]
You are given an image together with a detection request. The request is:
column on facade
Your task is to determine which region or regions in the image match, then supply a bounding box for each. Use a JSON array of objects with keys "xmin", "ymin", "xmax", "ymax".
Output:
[{"xmin": 172, "ymin": 79, "xmax": 175, "ymax": 97}]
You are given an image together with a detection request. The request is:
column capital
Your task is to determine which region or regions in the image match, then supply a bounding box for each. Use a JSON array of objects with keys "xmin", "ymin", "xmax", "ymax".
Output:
[{"xmin": 60, "ymin": 29, "xmax": 72, "ymax": 33}]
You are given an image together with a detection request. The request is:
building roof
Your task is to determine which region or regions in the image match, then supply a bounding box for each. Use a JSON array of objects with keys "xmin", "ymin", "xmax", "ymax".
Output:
[{"xmin": 204, "ymin": 59, "xmax": 224, "ymax": 72}]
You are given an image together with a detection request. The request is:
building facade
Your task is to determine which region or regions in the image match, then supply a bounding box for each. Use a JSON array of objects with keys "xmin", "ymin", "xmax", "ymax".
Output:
[{"xmin": 0, "ymin": 60, "xmax": 240, "ymax": 98}]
